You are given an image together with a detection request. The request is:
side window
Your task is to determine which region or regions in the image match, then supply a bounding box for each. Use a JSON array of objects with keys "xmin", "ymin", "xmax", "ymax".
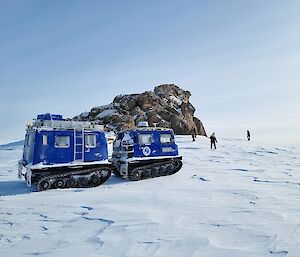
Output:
[
  {"xmin": 85, "ymin": 134, "xmax": 96, "ymax": 148},
  {"xmin": 55, "ymin": 136, "xmax": 70, "ymax": 148},
  {"xmin": 160, "ymin": 134, "xmax": 172, "ymax": 144},
  {"xmin": 138, "ymin": 134, "xmax": 152, "ymax": 145},
  {"xmin": 42, "ymin": 135, "xmax": 48, "ymax": 145}
]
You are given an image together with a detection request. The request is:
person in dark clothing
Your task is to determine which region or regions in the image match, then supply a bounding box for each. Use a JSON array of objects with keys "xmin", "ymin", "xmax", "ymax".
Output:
[
  {"xmin": 210, "ymin": 133, "xmax": 217, "ymax": 149},
  {"xmin": 191, "ymin": 127, "xmax": 197, "ymax": 142},
  {"xmin": 247, "ymin": 130, "xmax": 251, "ymax": 141}
]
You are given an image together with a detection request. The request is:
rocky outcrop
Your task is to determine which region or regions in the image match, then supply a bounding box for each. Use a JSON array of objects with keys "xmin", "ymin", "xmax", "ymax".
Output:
[{"xmin": 74, "ymin": 84, "xmax": 206, "ymax": 136}]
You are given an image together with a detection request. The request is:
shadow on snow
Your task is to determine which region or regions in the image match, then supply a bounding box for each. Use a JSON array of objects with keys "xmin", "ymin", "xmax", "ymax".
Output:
[
  {"xmin": 0, "ymin": 180, "xmax": 35, "ymax": 196},
  {"xmin": 0, "ymin": 175, "xmax": 127, "ymax": 197}
]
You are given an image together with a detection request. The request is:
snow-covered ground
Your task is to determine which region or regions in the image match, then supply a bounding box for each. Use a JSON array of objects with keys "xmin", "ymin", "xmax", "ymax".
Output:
[{"xmin": 0, "ymin": 136, "xmax": 300, "ymax": 257}]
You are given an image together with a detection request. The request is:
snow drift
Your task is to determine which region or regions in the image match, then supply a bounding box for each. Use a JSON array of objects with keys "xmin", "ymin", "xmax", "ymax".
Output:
[{"xmin": 0, "ymin": 137, "xmax": 299, "ymax": 257}]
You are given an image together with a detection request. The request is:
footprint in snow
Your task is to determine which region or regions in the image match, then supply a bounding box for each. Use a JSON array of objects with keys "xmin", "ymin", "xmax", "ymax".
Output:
[
  {"xmin": 269, "ymin": 250, "xmax": 288, "ymax": 256},
  {"xmin": 138, "ymin": 241, "xmax": 159, "ymax": 245},
  {"xmin": 82, "ymin": 217, "xmax": 114, "ymax": 225},
  {"xmin": 283, "ymin": 171, "xmax": 292, "ymax": 177},
  {"xmin": 3, "ymin": 221, "xmax": 13, "ymax": 226},
  {"xmin": 0, "ymin": 212, "xmax": 12, "ymax": 216},
  {"xmin": 199, "ymin": 177, "xmax": 209, "ymax": 181},
  {"xmin": 257, "ymin": 150, "xmax": 278, "ymax": 155},
  {"xmin": 41, "ymin": 226, "xmax": 48, "ymax": 231},
  {"xmin": 230, "ymin": 168, "xmax": 248, "ymax": 172},
  {"xmin": 81, "ymin": 206, "xmax": 93, "ymax": 211},
  {"xmin": 27, "ymin": 251, "xmax": 48, "ymax": 256},
  {"xmin": 209, "ymin": 159, "xmax": 221, "ymax": 163},
  {"xmin": 191, "ymin": 175, "xmax": 209, "ymax": 181}
]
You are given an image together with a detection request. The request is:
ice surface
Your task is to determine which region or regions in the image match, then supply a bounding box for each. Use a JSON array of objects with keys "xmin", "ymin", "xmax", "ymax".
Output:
[{"xmin": 0, "ymin": 137, "xmax": 300, "ymax": 257}]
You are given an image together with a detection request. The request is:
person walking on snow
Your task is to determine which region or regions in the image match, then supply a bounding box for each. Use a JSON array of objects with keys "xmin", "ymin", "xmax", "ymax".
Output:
[
  {"xmin": 191, "ymin": 127, "xmax": 197, "ymax": 142},
  {"xmin": 247, "ymin": 130, "xmax": 251, "ymax": 141},
  {"xmin": 210, "ymin": 133, "xmax": 217, "ymax": 149}
]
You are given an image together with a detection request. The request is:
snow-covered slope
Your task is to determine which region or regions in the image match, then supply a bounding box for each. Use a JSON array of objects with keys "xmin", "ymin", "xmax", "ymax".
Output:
[
  {"xmin": 0, "ymin": 140, "xmax": 24, "ymax": 150},
  {"xmin": 0, "ymin": 137, "xmax": 299, "ymax": 257}
]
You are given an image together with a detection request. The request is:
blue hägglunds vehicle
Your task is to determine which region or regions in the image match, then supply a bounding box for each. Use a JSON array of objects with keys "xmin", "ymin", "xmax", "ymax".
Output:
[
  {"xmin": 111, "ymin": 122, "xmax": 183, "ymax": 180},
  {"xmin": 18, "ymin": 114, "xmax": 112, "ymax": 191}
]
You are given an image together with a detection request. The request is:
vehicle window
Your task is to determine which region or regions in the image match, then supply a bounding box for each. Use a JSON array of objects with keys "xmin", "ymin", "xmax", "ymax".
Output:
[
  {"xmin": 42, "ymin": 135, "xmax": 48, "ymax": 145},
  {"xmin": 55, "ymin": 136, "xmax": 70, "ymax": 148},
  {"xmin": 160, "ymin": 134, "xmax": 172, "ymax": 144},
  {"xmin": 138, "ymin": 134, "xmax": 152, "ymax": 145},
  {"xmin": 85, "ymin": 134, "xmax": 96, "ymax": 148}
]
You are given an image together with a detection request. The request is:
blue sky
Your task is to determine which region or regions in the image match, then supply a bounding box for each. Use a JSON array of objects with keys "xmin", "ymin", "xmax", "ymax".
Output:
[{"xmin": 0, "ymin": 0, "xmax": 299, "ymax": 145}]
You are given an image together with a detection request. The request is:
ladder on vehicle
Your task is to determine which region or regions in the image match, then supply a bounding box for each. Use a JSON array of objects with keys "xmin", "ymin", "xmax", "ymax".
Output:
[{"xmin": 74, "ymin": 129, "xmax": 84, "ymax": 162}]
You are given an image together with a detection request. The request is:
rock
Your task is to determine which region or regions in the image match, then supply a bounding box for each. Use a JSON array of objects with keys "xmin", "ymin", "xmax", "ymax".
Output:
[
  {"xmin": 157, "ymin": 120, "xmax": 171, "ymax": 128},
  {"xmin": 146, "ymin": 111, "xmax": 162, "ymax": 126},
  {"xmin": 180, "ymin": 102, "xmax": 195, "ymax": 117},
  {"xmin": 159, "ymin": 110, "xmax": 174, "ymax": 122},
  {"xmin": 193, "ymin": 117, "xmax": 207, "ymax": 136},
  {"xmin": 74, "ymin": 84, "xmax": 206, "ymax": 135},
  {"xmin": 170, "ymin": 115, "xmax": 190, "ymax": 135},
  {"xmin": 113, "ymin": 94, "xmax": 138, "ymax": 111}
]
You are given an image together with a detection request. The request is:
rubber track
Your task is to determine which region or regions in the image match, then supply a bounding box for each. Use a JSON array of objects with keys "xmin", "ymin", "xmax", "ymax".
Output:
[
  {"xmin": 128, "ymin": 160, "xmax": 182, "ymax": 180},
  {"xmin": 37, "ymin": 166, "xmax": 112, "ymax": 190}
]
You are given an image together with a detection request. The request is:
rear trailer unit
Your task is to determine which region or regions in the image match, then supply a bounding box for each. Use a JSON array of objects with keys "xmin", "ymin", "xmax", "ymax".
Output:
[{"xmin": 111, "ymin": 125, "xmax": 183, "ymax": 180}]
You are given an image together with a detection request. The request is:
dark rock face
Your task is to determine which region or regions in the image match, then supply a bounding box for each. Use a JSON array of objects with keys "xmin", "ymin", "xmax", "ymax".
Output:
[{"xmin": 74, "ymin": 84, "xmax": 206, "ymax": 136}]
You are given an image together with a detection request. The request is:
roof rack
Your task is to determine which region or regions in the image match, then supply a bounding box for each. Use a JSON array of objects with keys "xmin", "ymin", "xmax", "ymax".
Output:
[
  {"xmin": 29, "ymin": 119, "xmax": 104, "ymax": 131},
  {"xmin": 120, "ymin": 127, "xmax": 172, "ymax": 133},
  {"xmin": 135, "ymin": 127, "xmax": 171, "ymax": 131}
]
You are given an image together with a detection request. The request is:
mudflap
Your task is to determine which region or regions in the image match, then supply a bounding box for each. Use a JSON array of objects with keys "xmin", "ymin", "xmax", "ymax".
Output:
[
  {"xmin": 18, "ymin": 161, "xmax": 23, "ymax": 180},
  {"xmin": 25, "ymin": 168, "xmax": 32, "ymax": 187},
  {"xmin": 120, "ymin": 163, "xmax": 128, "ymax": 178}
]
